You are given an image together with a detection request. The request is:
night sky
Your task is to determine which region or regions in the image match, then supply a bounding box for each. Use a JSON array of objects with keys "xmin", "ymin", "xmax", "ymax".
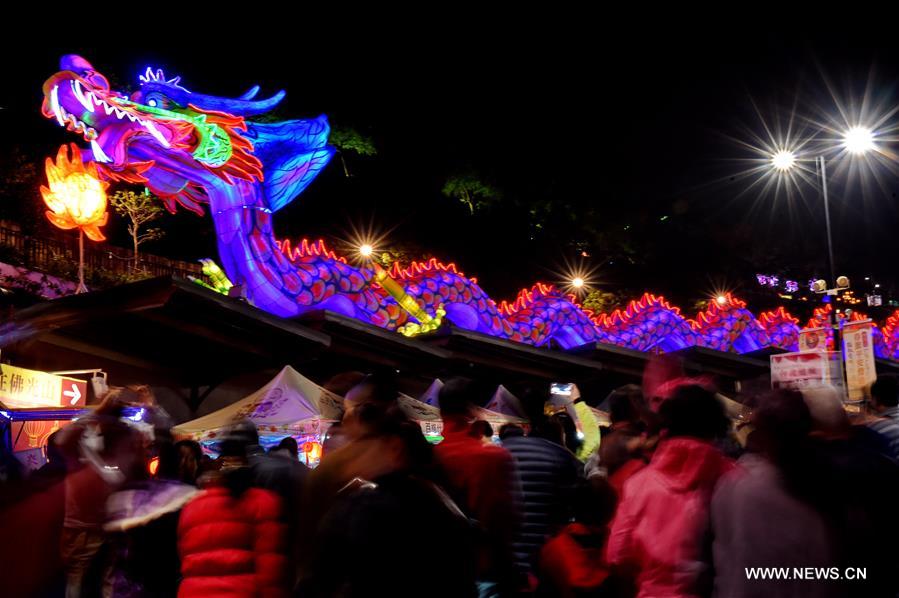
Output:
[{"xmin": 3, "ymin": 19, "xmax": 898, "ymax": 318}]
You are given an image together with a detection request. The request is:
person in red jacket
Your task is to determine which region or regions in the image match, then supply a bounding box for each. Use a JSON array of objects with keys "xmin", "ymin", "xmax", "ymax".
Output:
[
  {"xmin": 538, "ymin": 476, "xmax": 620, "ymax": 597},
  {"xmin": 177, "ymin": 421, "xmax": 288, "ymax": 597},
  {"xmin": 607, "ymin": 384, "xmax": 732, "ymax": 598},
  {"xmin": 433, "ymin": 378, "xmax": 522, "ymax": 595}
]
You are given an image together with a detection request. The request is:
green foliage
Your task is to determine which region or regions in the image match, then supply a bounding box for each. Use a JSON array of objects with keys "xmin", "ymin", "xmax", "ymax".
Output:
[
  {"xmin": 109, "ymin": 189, "xmax": 165, "ymax": 268},
  {"xmin": 329, "ymin": 126, "xmax": 377, "ymax": 157},
  {"xmin": 378, "ymin": 242, "xmax": 433, "ymax": 268},
  {"xmin": 582, "ymin": 289, "xmax": 628, "ymax": 314},
  {"xmin": 329, "ymin": 126, "xmax": 377, "ymax": 177},
  {"xmin": 441, "ymin": 172, "xmax": 501, "ymax": 214},
  {"xmin": 22, "ymin": 248, "xmax": 151, "ymax": 289}
]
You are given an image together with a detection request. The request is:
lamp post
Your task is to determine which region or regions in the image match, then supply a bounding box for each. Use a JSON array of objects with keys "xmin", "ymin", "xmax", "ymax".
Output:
[{"xmin": 771, "ymin": 126, "xmax": 875, "ymax": 389}]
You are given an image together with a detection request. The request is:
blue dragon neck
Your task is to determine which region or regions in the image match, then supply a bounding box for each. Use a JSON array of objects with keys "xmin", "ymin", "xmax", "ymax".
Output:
[{"xmin": 206, "ymin": 177, "xmax": 300, "ymax": 316}]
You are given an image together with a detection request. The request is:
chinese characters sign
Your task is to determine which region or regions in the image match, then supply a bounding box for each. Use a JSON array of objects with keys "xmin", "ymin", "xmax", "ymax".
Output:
[
  {"xmin": 799, "ymin": 327, "xmax": 828, "ymax": 352},
  {"xmin": 843, "ymin": 320, "xmax": 876, "ymax": 402},
  {"xmin": 0, "ymin": 364, "xmax": 87, "ymax": 409},
  {"xmin": 771, "ymin": 351, "xmax": 844, "ymax": 393}
]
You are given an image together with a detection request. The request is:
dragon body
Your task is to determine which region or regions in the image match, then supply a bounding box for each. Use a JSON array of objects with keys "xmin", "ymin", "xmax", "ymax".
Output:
[{"xmin": 40, "ymin": 56, "xmax": 899, "ymax": 358}]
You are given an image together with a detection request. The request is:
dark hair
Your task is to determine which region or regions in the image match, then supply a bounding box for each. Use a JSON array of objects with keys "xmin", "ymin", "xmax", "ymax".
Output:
[
  {"xmin": 324, "ymin": 371, "xmax": 367, "ymax": 396},
  {"xmin": 535, "ymin": 414, "xmax": 565, "ymax": 446},
  {"xmin": 572, "ymin": 477, "xmax": 618, "ymax": 527},
  {"xmin": 439, "ymin": 377, "xmax": 476, "ymax": 417},
  {"xmin": 607, "ymin": 385, "xmax": 644, "ymax": 424},
  {"xmin": 553, "ymin": 412, "xmax": 582, "ymax": 454},
  {"xmin": 276, "ymin": 436, "xmax": 299, "ymax": 458},
  {"xmin": 659, "ymin": 384, "xmax": 729, "ymax": 440},
  {"xmin": 219, "ymin": 419, "xmax": 259, "ymax": 458},
  {"xmin": 352, "ymin": 370, "xmax": 399, "ymax": 406},
  {"xmin": 470, "ymin": 420, "xmax": 493, "ymax": 439},
  {"xmin": 356, "ymin": 402, "xmax": 433, "ymax": 474},
  {"xmin": 871, "ymin": 375, "xmax": 899, "ymax": 408},
  {"xmin": 751, "ymin": 389, "xmax": 811, "ymax": 461},
  {"xmin": 175, "ymin": 440, "xmax": 203, "ymax": 461},
  {"xmin": 750, "ymin": 389, "xmax": 822, "ymax": 510},
  {"xmin": 498, "ymin": 423, "xmax": 524, "ymax": 439}
]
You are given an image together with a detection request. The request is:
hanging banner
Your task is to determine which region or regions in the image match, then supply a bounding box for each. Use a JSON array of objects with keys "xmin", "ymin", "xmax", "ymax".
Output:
[
  {"xmin": 843, "ymin": 320, "xmax": 877, "ymax": 402},
  {"xmin": 770, "ymin": 351, "xmax": 844, "ymax": 393},
  {"xmin": 799, "ymin": 327, "xmax": 829, "ymax": 352},
  {"xmin": 0, "ymin": 364, "xmax": 87, "ymax": 409}
]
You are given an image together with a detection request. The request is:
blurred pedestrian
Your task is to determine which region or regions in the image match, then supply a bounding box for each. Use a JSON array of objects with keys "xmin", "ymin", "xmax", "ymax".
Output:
[
  {"xmin": 865, "ymin": 374, "xmax": 899, "ymax": 459},
  {"xmin": 471, "ymin": 420, "xmax": 495, "ymax": 445},
  {"xmin": 607, "ymin": 383, "xmax": 732, "ymax": 598},
  {"xmin": 434, "ymin": 378, "xmax": 521, "ymax": 596},
  {"xmin": 174, "ymin": 440, "xmax": 203, "ymax": 486},
  {"xmin": 298, "ymin": 403, "xmax": 476, "ymax": 597},
  {"xmin": 537, "ymin": 477, "xmax": 620, "ymax": 598},
  {"xmin": 103, "ymin": 406, "xmax": 198, "ymax": 597},
  {"xmin": 801, "ymin": 386, "xmax": 899, "ymax": 597},
  {"xmin": 177, "ymin": 420, "xmax": 288, "ymax": 597},
  {"xmin": 56, "ymin": 385, "xmax": 155, "ymax": 598},
  {"xmin": 711, "ymin": 389, "xmax": 837, "ymax": 598},
  {"xmin": 502, "ymin": 407, "xmax": 583, "ymax": 582}
]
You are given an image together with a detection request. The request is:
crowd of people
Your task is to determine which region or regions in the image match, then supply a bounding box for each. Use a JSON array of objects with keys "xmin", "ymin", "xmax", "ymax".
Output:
[{"xmin": 2, "ymin": 370, "xmax": 899, "ymax": 597}]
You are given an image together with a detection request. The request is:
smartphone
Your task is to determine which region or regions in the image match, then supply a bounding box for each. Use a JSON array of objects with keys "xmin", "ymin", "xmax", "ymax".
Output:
[{"xmin": 550, "ymin": 383, "xmax": 573, "ymax": 396}]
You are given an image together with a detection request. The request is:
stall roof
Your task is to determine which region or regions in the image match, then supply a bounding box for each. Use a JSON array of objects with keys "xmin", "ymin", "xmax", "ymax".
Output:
[
  {"xmin": 421, "ymin": 325, "xmax": 607, "ymax": 381},
  {"xmin": 296, "ymin": 309, "xmax": 452, "ymax": 370},
  {"xmin": 673, "ymin": 346, "xmax": 771, "ymax": 380},
  {"xmin": 4, "ymin": 277, "xmax": 781, "ymax": 407},
  {"xmin": 1, "ymin": 276, "xmax": 329, "ymax": 389}
]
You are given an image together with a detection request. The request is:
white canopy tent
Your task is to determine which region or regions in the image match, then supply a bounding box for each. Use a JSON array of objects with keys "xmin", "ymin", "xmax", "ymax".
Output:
[
  {"xmin": 172, "ymin": 366, "xmax": 344, "ymax": 441},
  {"xmin": 418, "ymin": 379, "xmax": 528, "ymax": 430},
  {"xmin": 484, "ymin": 385, "xmax": 528, "ymax": 419}
]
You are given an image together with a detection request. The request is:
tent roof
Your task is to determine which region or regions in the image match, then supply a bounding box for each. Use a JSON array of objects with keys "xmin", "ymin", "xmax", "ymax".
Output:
[
  {"xmin": 172, "ymin": 365, "xmax": 342, "ymax": 438},
  {"xmin": 398, "ymin": 394, "xmax": 441, "ymax": 422},
  {"xmin": 485, "ymin": 384, "xmax": 527, "ymax": 418}
]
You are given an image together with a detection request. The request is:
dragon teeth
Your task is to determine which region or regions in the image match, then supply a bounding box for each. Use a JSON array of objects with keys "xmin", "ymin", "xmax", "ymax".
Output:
[
  {"xmin": 90, "ymin": 140, "xmax": 112, "ymax": 163},
  {"xmin": 143, "ymin": 120, "xmax": 169, "ymax": 147},
  {"xmin": 71, "ymin": 80, "xmax": 94, "ymax": 113},
  {"xmin": 50, "ymin": 85, "xmax": 65, "ymax": 126}
]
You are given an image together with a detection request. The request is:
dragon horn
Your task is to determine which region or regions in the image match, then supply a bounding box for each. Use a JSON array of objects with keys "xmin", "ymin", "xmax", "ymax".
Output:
[
  {"xmin": 239, "ymin": 85, "xmax": 261, "ymax": 101},
  {"xmin": 187, "ymin": 89, "xmax": 286, "ymax": 116}
]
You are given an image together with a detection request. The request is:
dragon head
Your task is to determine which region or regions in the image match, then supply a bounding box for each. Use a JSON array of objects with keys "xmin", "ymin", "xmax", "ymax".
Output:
[{"xmin": 41, "ymin": 55, "xmax": 306, "ymax": 214}]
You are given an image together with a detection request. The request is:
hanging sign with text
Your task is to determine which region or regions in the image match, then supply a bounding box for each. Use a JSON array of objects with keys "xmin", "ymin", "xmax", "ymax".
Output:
[
  {"xmin": 0, "ymin": 364, "xmax": 87, "ymax": 409},
  {"xmin": 843, "ymin": 320, "xmax": 877, "ymax": 402}
]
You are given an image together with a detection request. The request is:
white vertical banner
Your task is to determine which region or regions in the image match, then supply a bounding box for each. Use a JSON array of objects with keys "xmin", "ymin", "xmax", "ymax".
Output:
[{"xmin": 843, "ymin": 320, "xmax": 877, "ymax": 402}]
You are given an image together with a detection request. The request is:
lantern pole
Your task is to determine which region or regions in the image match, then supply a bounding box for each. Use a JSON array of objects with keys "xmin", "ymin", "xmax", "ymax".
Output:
[{"xmin": 76, "ymin": 228, "xmax": 87, "ymax": 294}]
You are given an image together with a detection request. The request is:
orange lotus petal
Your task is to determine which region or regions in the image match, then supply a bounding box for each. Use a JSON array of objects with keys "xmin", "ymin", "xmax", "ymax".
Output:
[
  {"xmin": 82, "ymin": 224, "xmax": 106, "ymax": 242},
  {"xmin": 45, "ymin": 211, "xmax": 77, "ymax": 230}
]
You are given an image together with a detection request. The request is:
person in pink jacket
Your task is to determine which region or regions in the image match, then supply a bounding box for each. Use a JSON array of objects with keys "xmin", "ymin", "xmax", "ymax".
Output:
[{"xmin": 607, "ymin": 384, "xmax": 732, "ymax": 598}]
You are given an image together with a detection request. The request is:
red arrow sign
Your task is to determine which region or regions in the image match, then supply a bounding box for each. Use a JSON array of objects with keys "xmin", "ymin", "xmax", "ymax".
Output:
[{"xmin": 59, "ymin": 378, "xmax": 87, "ymax": 407}]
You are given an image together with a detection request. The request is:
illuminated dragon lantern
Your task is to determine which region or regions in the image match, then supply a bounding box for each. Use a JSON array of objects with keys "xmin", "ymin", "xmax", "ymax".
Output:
[{"xmin": 41, "ymin": 56, "xmax": 899, "ymax": 356}]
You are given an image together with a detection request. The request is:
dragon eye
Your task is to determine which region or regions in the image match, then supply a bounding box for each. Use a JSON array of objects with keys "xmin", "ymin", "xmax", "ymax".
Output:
[{"xmin": 143, "ymin": 93, "xmax": 169, "ymax": 109}]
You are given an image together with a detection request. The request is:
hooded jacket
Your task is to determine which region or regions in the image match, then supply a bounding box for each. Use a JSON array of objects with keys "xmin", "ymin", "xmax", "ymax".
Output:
[{"xmin": 607, "ymin": 437, "xmax": 732, "ymax": 598}]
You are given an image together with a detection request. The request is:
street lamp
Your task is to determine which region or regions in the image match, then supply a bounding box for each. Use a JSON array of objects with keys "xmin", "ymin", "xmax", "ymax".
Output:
[
  {"xmin": 771, "ymin": 127, "xmax": 876, "ymax": 355},
  {"xmin": 843, "ymin": 126, "xmax": 875, "ymax": 155}
]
